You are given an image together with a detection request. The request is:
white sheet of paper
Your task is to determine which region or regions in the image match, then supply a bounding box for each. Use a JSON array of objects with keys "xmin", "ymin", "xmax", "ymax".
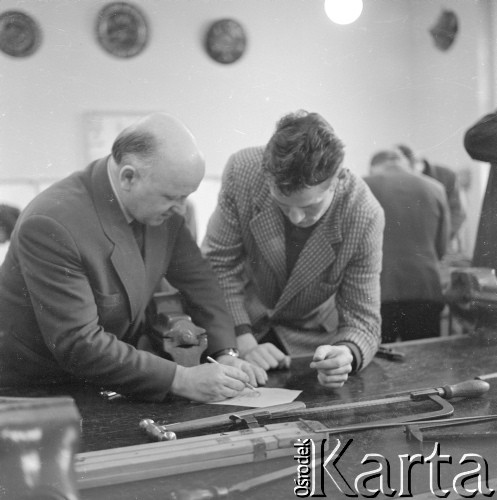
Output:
[{"xmin": 208, "ymin": 387, "xmax": 302, "ymax": 407}]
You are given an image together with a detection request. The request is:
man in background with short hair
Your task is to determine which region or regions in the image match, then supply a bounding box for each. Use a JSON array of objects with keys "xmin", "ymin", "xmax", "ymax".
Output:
[
  {"xmin": 364, "ymin": 149, "xmax": 450, "ymax": 342},
  {"xmin": 397, "ymin": 143, "xmax": 465, "ymax": 242}
]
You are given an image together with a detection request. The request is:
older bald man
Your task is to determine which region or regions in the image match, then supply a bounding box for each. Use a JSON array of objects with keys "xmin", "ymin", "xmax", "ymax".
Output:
[{"xmin": 0, "ymin": 113, "xmax": 266, "ymax": 402}]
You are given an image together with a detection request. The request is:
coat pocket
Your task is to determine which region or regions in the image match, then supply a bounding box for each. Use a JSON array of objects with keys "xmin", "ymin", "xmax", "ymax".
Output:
[{"xmin": 93, "ymin": 289, "xmax": 127, "ymax": 331}]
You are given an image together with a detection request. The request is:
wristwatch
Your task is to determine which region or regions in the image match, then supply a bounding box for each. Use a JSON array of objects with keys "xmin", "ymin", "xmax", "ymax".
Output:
[{"xmin": 212, "ymin": 348, "xmax": 240, "ymax": 359}]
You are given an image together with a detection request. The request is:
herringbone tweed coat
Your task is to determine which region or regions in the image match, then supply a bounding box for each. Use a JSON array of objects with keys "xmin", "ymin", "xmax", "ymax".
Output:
[{"xmin": 203, "ymin": 147, "xmax": 385, "ymax": 370}]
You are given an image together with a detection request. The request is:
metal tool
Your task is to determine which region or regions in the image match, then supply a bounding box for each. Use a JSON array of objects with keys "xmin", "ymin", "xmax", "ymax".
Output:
[
  {"xmin": 139, "ymin": 401, "xmax": 306, "ymax": 441},
  {"xmin": 147, "ymin": 311, "xmax": 208, "ymax": 367},
  {"xmin": 404, "ymin": 413, "xmax": 497, "ymax": 447},
  {"xmin": 99, "ymin": 390, "xmax": 124, "ymax": 401},
  {"xmin": 298, "ymin": 413, "xmax": 497, "ymax": 437},
  {"xmin": 375, "ymin": 345, "xmax": 406, "ymax": 361},
  {"xmin": 444, "ymin": 267, "xmax": 497, "ymax": 329},
  {"xmin": 76, "ymin": 420, "xmax": 328, "ymax": 490},
  {"xmin": 140, "ymin": 379, "xmax": 489, "ymax": 441},
  {"xmin": 445, "ymin": 267, "xmax": 497, "ymax": 313},
  {"xmin": 476, "ymin": 372, "xmax": 497, "ymax": 381},
  {"xmin": 167, "ymin": 463, "xmax": 303, "ymax": 500}
]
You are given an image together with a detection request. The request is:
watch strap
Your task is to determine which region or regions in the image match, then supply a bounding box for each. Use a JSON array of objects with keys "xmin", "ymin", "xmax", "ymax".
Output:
[{"xmin": 212, "ymin": 348, "xmax": 240, "ymax": 359}]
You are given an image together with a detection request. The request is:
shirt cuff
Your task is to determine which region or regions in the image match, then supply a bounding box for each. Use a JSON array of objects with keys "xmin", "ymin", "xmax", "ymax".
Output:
[{"xmin": 235, "ymin": 324, "xmax": 253, "ymax": 337}]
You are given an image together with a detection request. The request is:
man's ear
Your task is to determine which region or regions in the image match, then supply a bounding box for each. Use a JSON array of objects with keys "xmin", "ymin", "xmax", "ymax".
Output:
[{"xmin": 119, "ymin": 165, "xmax": 138, "ymax": 191}]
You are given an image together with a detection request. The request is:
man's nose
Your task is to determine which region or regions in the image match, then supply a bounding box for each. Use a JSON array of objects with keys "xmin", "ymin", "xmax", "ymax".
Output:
[
  {"xmin": 170, "ymin": 199, "xmax": 187, "ymax": 216},
  {"xmin": 287, "ymin": 207, "xmax": 305, "ymax": 225}
]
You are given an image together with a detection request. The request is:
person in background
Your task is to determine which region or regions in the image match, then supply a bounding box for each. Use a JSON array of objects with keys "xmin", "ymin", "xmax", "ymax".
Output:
[
  {"xmin": 203, "ymin": 110, "xmax": 384, "ymax": 388},
  {"xmin": 0, "ymin": 204, "xmax": 20, "ymax": 264},
  {"xmin": 396, "ymin": 143, "xmax": 466, "ymax": 242},
  {"xmin": 364, "ymin": 149, "xmax": 450, "ymax": 342},
  {"xmin": 463, "ymin": 110, "xmax": 497, "ymax": 270},
  {"xmin": 0, "ymin": 112, "xmax": 266, "ymax": 401}
]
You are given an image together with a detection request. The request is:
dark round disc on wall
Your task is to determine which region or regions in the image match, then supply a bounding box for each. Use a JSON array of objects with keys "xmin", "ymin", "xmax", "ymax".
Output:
[
  {"xmin": 96, "ymin": 2, "xmax": 149, "ymax": 58},
  {"xmin": 429, "ymin": 9, "xmax": 459, "ymax": 51},
  {"xmin": 0, "ymin": 10, "xmax": 42, "ymax": 58},
  {"xmin": 205, "ymin": 18, "xmax": 247, "ymax": 64}
]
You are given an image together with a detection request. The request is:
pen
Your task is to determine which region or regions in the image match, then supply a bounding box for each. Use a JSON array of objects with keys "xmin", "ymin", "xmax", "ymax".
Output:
[
  {"xmin": 476, "ymin": 372, "xmax": 497, "ymax": 381},
  {"xmin": 206, "ymin": 355, "xmax": 257, "ymax": 392}
]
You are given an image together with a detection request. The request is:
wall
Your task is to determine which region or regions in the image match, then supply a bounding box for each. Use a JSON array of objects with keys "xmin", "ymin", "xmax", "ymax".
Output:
[
  {"xmin": 409, "ymin": 0, "xmax": 495, "ymax": 253},
  {"xmin": 0, "ymin": 0, "xmax": 493, "ymax": 246}
]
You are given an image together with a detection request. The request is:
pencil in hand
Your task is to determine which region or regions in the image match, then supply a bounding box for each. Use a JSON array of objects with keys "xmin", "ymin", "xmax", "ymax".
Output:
[{"xmin": 206, "ymin": 356, "xmax": 257, "ymax": 392}]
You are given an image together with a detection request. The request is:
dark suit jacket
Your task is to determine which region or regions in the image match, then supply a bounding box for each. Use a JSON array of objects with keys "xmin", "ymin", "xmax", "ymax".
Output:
[
  {"xmin": 422, "ymin": 160, "xmax": 465, "ymax": 239},
  {"xmin": 0, "ymin": 158, "xmax": 235, "ymax": 401},
  {"xmin": 364, "ymin": 171, "xmax": 450, "ymax": 304},
  {"xmin": 464, "ymin": 111, "xmax": 497, "ymax": 269}
]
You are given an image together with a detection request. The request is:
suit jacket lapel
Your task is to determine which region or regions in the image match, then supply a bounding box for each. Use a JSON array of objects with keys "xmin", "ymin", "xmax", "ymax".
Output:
[
  {"xmin": 275, "ymin": 197, "xmax": 343, "ymax": 312},
  {"xmin": 90, "ymin": 158, "xmax": 147, "ymax": 320},
  {"xmin": 249, "ymin": 196, "xmax": 287, "ymax": 292}
]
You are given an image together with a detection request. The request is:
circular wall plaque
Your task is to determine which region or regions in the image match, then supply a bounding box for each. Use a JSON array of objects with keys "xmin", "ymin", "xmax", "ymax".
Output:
[
  {"xmin": 96, "ymin": 2, "xmax": 148, "ymax": 58},
  {"xmin": 205, "ymin": 18, "xmax": 247, "ymax": 64},
  {"xmin": 0, "ymin": 10, "xmax": 41, "ymax": 58},
  {"xmin": 429, "ymin": 9, "xmax": 458, "ymax": 51}
]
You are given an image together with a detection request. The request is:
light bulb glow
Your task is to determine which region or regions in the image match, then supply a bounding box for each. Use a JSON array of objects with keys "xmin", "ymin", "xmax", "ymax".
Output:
[{"xmin": 324, "ymin": 0, "xmax": 363, "ymax": 25}]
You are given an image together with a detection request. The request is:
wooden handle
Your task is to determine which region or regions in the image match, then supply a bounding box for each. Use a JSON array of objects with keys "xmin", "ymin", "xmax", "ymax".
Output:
[
  {"xmin": 441, "ymin": 379, "xmax": 490, "ymax": 399},
  {"xmin": 252, "ymin": 401, "xmax": 307, "ymax": 417}
]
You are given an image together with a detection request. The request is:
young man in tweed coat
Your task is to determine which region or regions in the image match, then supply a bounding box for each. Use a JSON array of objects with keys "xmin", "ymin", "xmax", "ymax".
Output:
[{"xmin": 203, "ymin": 111, "xmax": 385, "ymax": 388}]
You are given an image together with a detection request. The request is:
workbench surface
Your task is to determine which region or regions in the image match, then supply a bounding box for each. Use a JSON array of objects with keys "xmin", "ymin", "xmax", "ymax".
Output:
[{"xmin": 1, "ymin": 334, "xmax": 496, "ymax": 499}]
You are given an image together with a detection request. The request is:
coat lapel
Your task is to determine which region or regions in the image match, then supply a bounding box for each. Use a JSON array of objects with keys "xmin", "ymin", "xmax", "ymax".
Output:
[
  {"xmin": 274, "ymin": 193, "xmax": 343, "ymax": 312},
  {"xmin": 249, "ymin": 196, "xmax": 287, "ymax": 292},
  {"xmin": 90, "ymin": 158, "xmax": 147, "ymax": 320}
]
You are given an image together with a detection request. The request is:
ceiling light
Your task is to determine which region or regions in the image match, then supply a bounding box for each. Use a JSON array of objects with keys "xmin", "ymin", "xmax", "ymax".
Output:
[{"xmin": 324, "ymin": 0, "xmax": 363, "ymax": 25}]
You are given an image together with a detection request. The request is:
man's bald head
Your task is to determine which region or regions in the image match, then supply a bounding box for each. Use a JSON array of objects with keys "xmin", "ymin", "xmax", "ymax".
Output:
[
  {"xmin": 112, "ymin": 113, "xmax": 205, "ymax": 182},
  {"xmin": 111, "ymin": 113, "xmax": 206, "ymax": 225}
]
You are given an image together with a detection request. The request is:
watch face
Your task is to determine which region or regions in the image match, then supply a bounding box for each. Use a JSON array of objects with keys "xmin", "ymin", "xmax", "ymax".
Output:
[
  {"xmin": 205, "ymin": 18, "xmax": 247, "ymax": 64},
  {"xmin": 0, "ymin": 10, "xmax": 42, "ymax": 58},
  {"xmin": 96, "ymin": 2, "xmax": 148, "ymax": 58}
]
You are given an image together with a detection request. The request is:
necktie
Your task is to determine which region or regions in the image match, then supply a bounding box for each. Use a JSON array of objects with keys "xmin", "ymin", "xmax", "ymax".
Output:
[{"xmin": 130, "ymin": 220, "xmax": 145, "ymax": 257}]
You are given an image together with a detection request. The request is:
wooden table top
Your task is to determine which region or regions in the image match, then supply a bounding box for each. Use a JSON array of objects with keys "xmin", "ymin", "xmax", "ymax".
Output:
[{"xmin": 2, "ymin": 333, "xmax": 497, "ymax": 499}]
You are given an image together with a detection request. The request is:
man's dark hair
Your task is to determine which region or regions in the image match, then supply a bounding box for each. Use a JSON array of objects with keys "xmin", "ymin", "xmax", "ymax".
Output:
[
  {"xmin": 262, "ymin": 110, "xmax": 345, "ymax": 195},
  {"xmin": 111, "ymin": 129, "xmax": 158, "ymax": 166},
  {"xmin": 0, "ymin": 204, "xmax": 21, "ymax": 239}
]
